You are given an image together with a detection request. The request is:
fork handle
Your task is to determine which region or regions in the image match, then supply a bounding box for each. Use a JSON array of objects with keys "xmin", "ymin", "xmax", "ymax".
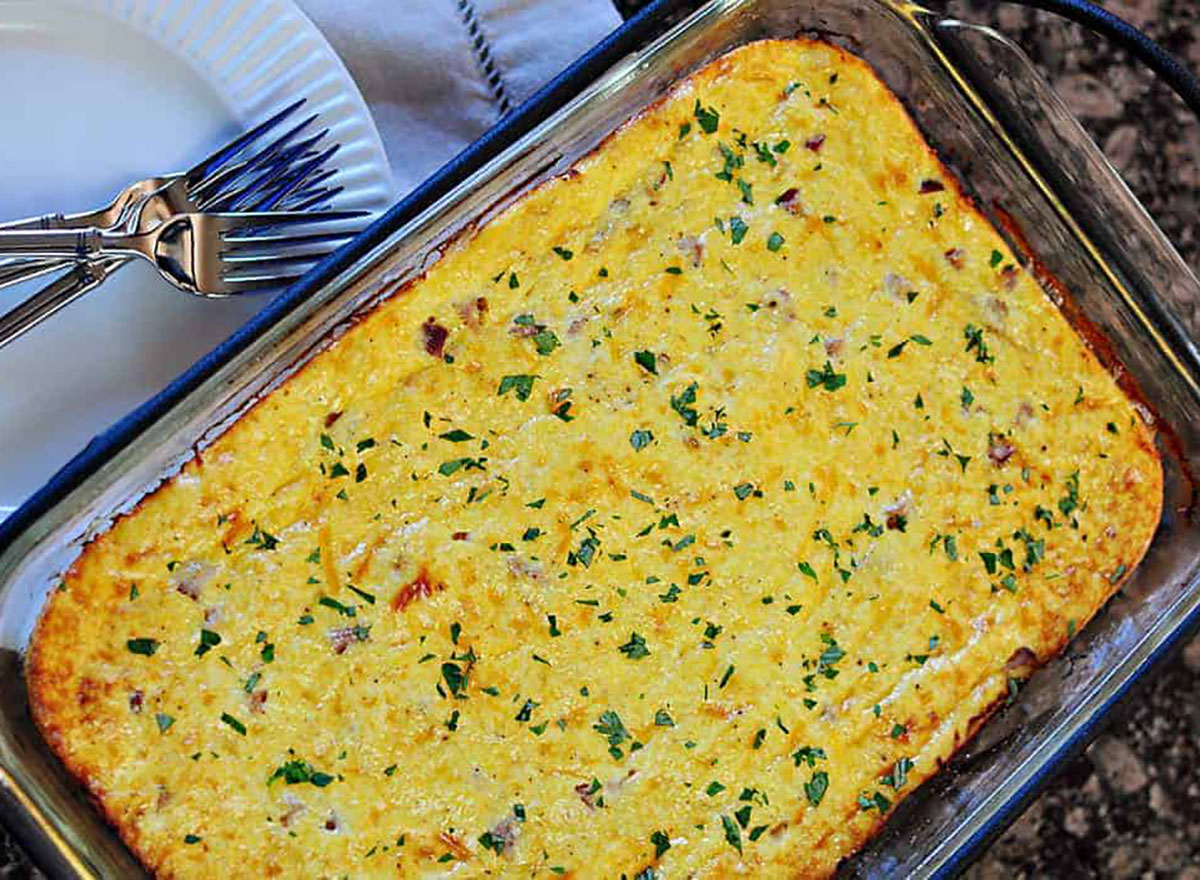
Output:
[
  {"xmin": 0, "ymin": 259, "xmax": 121, "ymax": 351},
  {"xmin": 0, "ymin": 228, "xmax": 124, "ymax": 260},
  {"xmin": 0, "ymin": 205, "xmax": 122, "ymax": 232},
  {"xmin": 0, "ymin": 258, "xmax": 68, "ymax": 290}
]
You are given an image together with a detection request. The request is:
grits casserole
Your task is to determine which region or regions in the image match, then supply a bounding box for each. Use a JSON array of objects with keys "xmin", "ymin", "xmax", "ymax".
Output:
[{"xmin": 27, "ymin": 38, "xmax": 1161, "ymax": 878}]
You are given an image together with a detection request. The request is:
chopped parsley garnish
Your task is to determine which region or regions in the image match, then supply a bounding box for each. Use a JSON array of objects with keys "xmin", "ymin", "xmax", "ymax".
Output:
[
  {"xmin": 245, "ymin": 525, "xmax": 280, "ymax": 550},
  {"xmin": 634, "ymin": 350, "xmax": 658, "ymax": 375},
  {"xmin": 618, "ymin": 631, "xmax": 650, "ymax": 660},
  {"xmin": 729, "ymin": 216, "xmax": 748, "ymax": 245},
  {"xmin": 126, "ymin": 638, "xmax": 159, "ymax": 656},
  {"xmin": 651, "ymin": 830, "xmax": 671, "ymax": 859},
  {"xmin": 721, "ymin": 814, "xmax": 743, "ymax": 853},
  {"xmin": 693, "ymin": 100, "xmax": 720, "ymax": 134},
  {"xmin": 793, "ymin": 745, "xmax": 827, "ymax": 767},
  {"xmin": 593, "ymin": 710, "xmax": 630, "ymax": 758},
  {"xmin": 630, "ymin": 429, "xmax": 654, "ymax": 451},
  {"xmin": 441, "ymin": 662, "xmax": 467, "ymax": 696},
  {"xmin": 964, "ymin": 323, "xmax": 994, "ymax": 364},
  {"xmin": 737, "ymin": 178, "xmax": 754, "ymax": 205},
  {"xmin": 269, "ymin": 759, "xmax": 334, "ymax": 787},
  {"xmin": 671, "ymin": 382, "xmax": 700, "ymax": 426},
  {"xmin": 194, "ymin": 629, "xmax": 221, "ymax": 657},
  {"xmin": 804, "ymin": 770, "xmax": 829, "ymax": 806},
  {"xmin": 498, "ymin": 374, "xmax": 537, "ymax": 401},
  {"xmin": 220, "ymin": 712, "xmax": 247, "ymax": 735},
  {"xmin": 438, "ymin": 457, "xmax": 485, "ymax": 476},
  {"xmin": 533, "ymin": 329, "xmax": 560, "ymax": 356},
  {"xmin": 806, "ymin": 361, "xmax": 846, "ymax": 392},
  {"xmin": 766, "ymin": 232, "xmax": 784, "ymax": 252}
]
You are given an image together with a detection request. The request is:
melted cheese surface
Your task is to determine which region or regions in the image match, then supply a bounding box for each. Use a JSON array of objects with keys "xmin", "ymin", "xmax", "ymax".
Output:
[{"xmin": 29, "ymin": 40, "xmax": 1161, "ymax": 879}]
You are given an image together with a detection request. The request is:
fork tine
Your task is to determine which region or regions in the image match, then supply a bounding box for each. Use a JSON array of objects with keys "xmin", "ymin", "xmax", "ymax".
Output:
[
  {"xmin": 218, "ymin": 143, "xmax": 340, "ymax": 213},
  {"xmin": 190, "ymin": 115, "xmax": 322, "ymax": 203},
  {"xmin": 216, "ymin": 271, "xmax": 309, "ymax": 291},
  {"xmin": 220, "ymin": 229, "xmax": 362, "ymax": 260},
  {"xmin": 241, "ymin": 160, "xmax": 339, "ymax": 212},
  {"xmin": 216, "ymin": 210, "xmax": 370, "ymax": 234},
  {"xmin": 197, "ymin": 133, "xmax": 328, "ymax": 212},
  {"xmin": 184, "ymin": 98, "xmax": 306, "ymax": 187}
]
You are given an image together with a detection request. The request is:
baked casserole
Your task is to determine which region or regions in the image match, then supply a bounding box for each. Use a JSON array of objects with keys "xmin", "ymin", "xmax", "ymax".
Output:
[{"xmin": 27, "ymin": 39, "xmax": 1161, "ymax": 878}]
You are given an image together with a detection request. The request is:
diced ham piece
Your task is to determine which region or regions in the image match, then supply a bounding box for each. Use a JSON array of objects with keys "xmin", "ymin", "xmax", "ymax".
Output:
[
  {"xmin": 677, "ymin": 235, "xmax": 704, "ymax": 267},
  {"xmin": 575, "ymin": 782, "xmax": 600, "ymax": 810},
  {"xmin": 776, "ymin": 187, "xmax": 804, "ymax": 215},
  {"xmin": 169, "ymin": 561, "xmax": 214, "ymax": 601},
  {"xmin": 422, "ymin": 317, "xmax": 449, "ymax": 357},
  {"xmin": 988, "ymin": 435, "xmax": 1015, "ymax": 466},
  {"xmin": 455, "ymin": 296, "xmax": 489, "ymax": 327}
]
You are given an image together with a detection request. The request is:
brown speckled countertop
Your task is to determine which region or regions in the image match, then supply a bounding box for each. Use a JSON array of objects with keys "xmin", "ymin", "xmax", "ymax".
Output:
[{"xmin": 1, "ymin": 2, "xmax": 1196, "ymax": 877}]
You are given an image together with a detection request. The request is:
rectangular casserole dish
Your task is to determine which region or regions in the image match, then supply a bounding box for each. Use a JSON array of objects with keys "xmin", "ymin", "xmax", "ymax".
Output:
[{"xmin": 1, "ymin": 0, "xmax": 1199, "ymax": 876}]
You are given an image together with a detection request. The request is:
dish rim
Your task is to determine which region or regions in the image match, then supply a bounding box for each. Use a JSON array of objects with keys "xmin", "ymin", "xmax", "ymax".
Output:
[{"xmin": 3, "ymin": 1, "xmax": 1200, "ymax": 877}]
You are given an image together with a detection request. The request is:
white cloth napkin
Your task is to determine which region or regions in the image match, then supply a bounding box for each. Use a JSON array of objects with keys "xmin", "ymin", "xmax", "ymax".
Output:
[{"xmin": 295, "ymin": 0, "xmax": 623, "ymax": 196}]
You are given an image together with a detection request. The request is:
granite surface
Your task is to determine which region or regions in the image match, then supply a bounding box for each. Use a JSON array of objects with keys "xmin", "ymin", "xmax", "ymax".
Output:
[{"xmin": 1, "ymin": 1, "xmax": 1197, "ymax": 877}]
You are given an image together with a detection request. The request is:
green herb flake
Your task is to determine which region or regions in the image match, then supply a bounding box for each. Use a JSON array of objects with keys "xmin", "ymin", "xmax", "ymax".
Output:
[
  {"xmin": 729, "ymin": 216, "xmax": 749, "ymax": 245},
  {"xmin": 806, "ymin": 361, "xmax": 846, "ymax": 392},
  {"xmin": 634, "ymin": 350, "xmax": 658, "ymax": 375},
  {"xmin": 194, "ymin": 629, "xmax": 221, "ymax": 657},
  {"xmin": 630, "ymin": 429, "xmax": 654, "ymax": 451},
  {"xmin": 651, "ymin": 830, "xmax": 671, "ymax": 859},
  {"xmin": 618, "ymin": 631, "xmax": 650, "ymax": 660},
  {"xmin": 804, "ymin": 770, "xmax": 829, "ymax": 806},
  {"xmin": 694, "ymin": 100, "xmax": 720, "ymax": 134},
  {"xmin": 220, "ymin": 712, "xmax": 247, "ymax": 735},
  {"xmin": 498, "ymin": 374, "xmax": 537, "ymax": 401},
  {"xmin": 127, "ymin": 637, "xmax": 159, "ymax": 656},
  {"xmin": 721, "ymin": 814, "xmax": 743, "ymax": 854}
]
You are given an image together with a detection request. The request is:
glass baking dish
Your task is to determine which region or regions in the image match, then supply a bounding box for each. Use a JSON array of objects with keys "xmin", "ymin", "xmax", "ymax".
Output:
[{"xmin": 1, "ymin": 0, "xmax": 1198, "ymax": 876}]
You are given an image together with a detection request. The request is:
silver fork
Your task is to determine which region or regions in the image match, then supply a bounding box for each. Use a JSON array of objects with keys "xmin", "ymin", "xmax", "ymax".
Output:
[
  {"xmin": 0, "ymin": 102, "xmax": 348, "ymax": 349},
  {"xmin": 0, "ymin": 98, "xmax": 321, "ymax": 290},
  {"xmin": 0, "ymin": 210, "xmax": 366, "ymax": 296},
  {"xmin": 0, "ymin": 187, "xmax": 344, "ymax": 344}
]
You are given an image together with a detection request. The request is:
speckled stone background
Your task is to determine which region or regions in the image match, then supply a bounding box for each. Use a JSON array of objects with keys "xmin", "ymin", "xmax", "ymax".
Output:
[{"xmin": 1, "ymin": 1, "xmax": 1196, "ymax": 877}]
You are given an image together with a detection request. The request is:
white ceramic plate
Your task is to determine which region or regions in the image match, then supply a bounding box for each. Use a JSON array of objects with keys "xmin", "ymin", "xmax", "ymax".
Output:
[{"xmin": 0, "ymin": 0, "xmax": 394, "ymax": 518}]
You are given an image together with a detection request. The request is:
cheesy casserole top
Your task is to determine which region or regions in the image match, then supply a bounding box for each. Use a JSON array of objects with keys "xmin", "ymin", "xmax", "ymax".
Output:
[{"xmin": 28, "ymin": 39, "xmax": 1161, "ymax": 879}]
